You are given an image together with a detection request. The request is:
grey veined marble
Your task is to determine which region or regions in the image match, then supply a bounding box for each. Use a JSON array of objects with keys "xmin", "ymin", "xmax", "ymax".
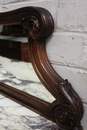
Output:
[
  {"xmin": 0, "ymin": 56, "xmax": 55, "ymax": 103},
  {"xmin": 0, "ymin": 95, "xmax": 58, "ymax": 130},
  {"xmin": 0, "ymin": 56, "xmax": 58, "ymax": 130}
]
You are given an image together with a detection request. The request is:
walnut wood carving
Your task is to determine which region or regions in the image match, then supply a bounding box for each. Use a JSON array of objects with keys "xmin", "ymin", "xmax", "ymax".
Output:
[{"xmin": 0, "ymin": 7, "xmax": 84, "ymax": 130}]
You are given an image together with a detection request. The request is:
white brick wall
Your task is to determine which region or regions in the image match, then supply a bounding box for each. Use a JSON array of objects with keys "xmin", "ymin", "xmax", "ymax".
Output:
[
  {"xmin": 46, "ymin": 1, "xmax": 87, "ymax": 129},
  {"xmin": 0, "ymin": 0, "xmax": 87, "ymax": 129}
]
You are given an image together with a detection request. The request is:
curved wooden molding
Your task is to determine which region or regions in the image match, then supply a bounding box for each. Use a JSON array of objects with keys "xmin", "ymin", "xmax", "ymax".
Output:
[{"xmin": 0, "ymin": 7, "xmax": 84, "ymax": 130}]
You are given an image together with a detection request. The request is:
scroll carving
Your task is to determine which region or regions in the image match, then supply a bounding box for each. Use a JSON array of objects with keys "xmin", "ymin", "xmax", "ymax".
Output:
[
  {"xmin": 0, "ymin": 6, "xmax": 84, "ymax": 130},
  {"xmin": 52, "ymin": 80, "xmax": 83, "ymax": 130},
  {"xmin": 21, "ymin": 7, "xmax": 54, "ymax": 40},
  {"xmin": 29, "ymin": 38, "xmax": 84, "ymax": 130},
  {"xmin": 21, "ymin": 16, "xmax": 40, "ymax": 39}
]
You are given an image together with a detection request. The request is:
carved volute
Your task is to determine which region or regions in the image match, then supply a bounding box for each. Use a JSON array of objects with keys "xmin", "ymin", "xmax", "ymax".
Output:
[{"xmin": 0, "ymin": 7, "xmax": 84, "ymax": 130}]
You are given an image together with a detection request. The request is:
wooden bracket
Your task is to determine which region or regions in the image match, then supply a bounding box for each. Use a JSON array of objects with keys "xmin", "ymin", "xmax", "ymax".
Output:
[{"xmin": 0, "ymin": 7, "xmax": 84, "ymax": 130}]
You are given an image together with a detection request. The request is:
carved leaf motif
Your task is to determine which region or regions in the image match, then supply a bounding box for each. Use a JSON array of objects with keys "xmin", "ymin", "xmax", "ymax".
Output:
[
  {"xmin": 21, "ymin": 16, "xmax": 40, "ymax": 39},
  {"xmin": 52, "ymin": 80, "xmax": 83, "ymax": 130}
]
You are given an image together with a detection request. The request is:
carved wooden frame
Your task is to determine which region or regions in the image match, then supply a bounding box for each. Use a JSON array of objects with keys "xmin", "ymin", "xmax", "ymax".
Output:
[{"xmin": 0, "ymin": 7, "xmax": 84, "ymax": 130}]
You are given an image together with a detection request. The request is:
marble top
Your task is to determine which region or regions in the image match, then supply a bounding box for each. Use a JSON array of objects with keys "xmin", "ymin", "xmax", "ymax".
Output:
[
  {"xmin": 0, "ymin": 56, "xmax": 58, "ymax": 130},
  {"xmin": 0, "ymin": 56, "xmax": 55, "ymax": 103},
  {"xmin": 0, "ymin": 94, "xmax": 58, "ymax": 130}
]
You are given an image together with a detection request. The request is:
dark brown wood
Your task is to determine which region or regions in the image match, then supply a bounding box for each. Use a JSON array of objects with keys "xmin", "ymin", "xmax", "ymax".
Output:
[
  {"xmin": 0, "ymin": 40, "xmax": 30, "ymax": 62},
  {"xmin": 21, "ymin": 43, "xmax": 31, "ymax": 62},
  {"xmin": 1, "ymin": 25, "xmax": 27, "ymax": 36},
  {"xmin": 29, "ymin": 39, "xmax": 83, "ymax": 130},
  {"xmin": 0, "ymin": 6, "xmax": 84, "ymax": 130},
  {"xmin": 0, "ymin": 25, "xmax": 30, "ymax": 62},
  {"xmin": 0, "ymin": 82, "xmax": 54, "ymax": 122}
]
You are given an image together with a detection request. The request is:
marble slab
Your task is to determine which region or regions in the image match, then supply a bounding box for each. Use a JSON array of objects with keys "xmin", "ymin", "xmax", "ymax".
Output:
[
  {"xmin": 0, "ymin": 56, "xmax": 55, "ymax": 103},
  {"xmin": 0, "ymin": 94, "xmax": 58, "ymax": 130},
  {"xmin": 0, "ymin": 56, "xmax": 58, "ymax": 129}
]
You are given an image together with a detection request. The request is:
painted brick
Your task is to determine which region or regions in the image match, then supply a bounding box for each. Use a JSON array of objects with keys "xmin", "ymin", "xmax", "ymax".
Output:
[
  {"xmin": 77, "ymin": 0, "xmax": 87, "ymax": 32},
  {"xmin": 57, "ymin": 0, "xmax": 78, "ymax": 31},
  {"xmin": 46, "ymin": 32, "xmax": 87, "ymax": 69},
  {"xmin": 51, "ymin": 64, "xmax": 87, "ymax": 103},
  {"xmin": 57, "ymin": 0, "xmax": 87, "ymax": 32},
  {"xmin": 81, "ymin": 104, "xmax": 87, "ymax": 130}
]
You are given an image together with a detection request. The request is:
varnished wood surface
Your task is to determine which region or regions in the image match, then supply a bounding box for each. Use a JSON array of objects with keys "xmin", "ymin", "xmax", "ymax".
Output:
[{"xmin": 0, "ymin": 6, "xmax": 84, "ymax": 130}]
